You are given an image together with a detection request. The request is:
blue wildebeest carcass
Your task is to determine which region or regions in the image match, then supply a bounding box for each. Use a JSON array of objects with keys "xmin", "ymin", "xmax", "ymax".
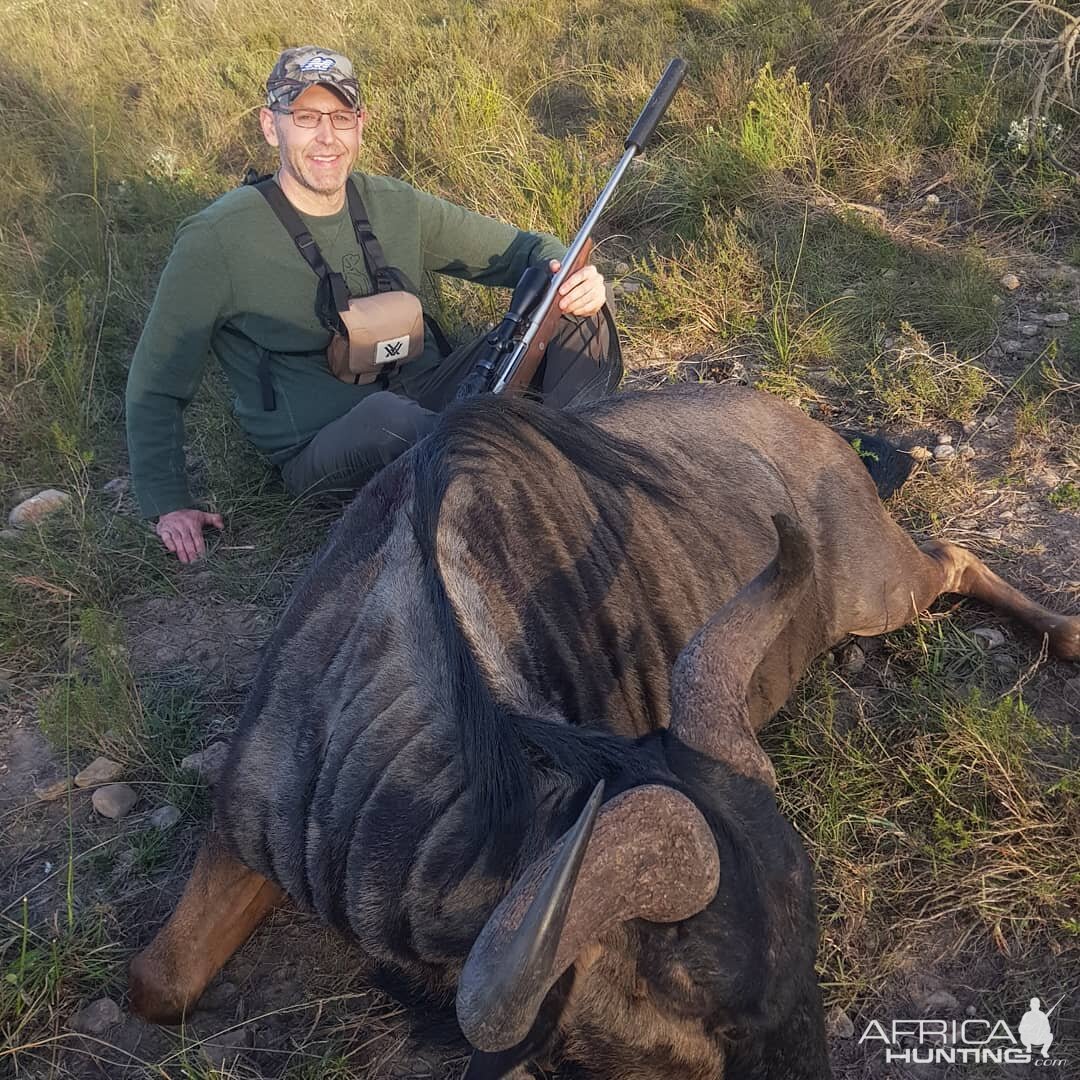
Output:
[{"xmin": 130, "ymin": 384, "xmax": 1079, "ymax": 1079}]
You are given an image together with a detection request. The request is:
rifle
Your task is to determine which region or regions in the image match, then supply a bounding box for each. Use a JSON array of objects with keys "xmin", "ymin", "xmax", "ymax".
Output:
[{"xmin": 455, "ymin": 58, "xmax": 687, "ymax": 402}]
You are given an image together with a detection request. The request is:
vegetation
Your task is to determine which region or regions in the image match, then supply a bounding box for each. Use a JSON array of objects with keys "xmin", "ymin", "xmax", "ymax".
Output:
[{"xmin": 1, "ymin": 0, "xmax": 1077, "ymax": 1075}]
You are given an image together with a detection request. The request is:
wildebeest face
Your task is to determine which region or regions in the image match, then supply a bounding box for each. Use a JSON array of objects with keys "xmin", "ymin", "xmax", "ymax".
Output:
[{"xmin": 456, "ymin": 517, "xmax": 831, "ymax": 1078}]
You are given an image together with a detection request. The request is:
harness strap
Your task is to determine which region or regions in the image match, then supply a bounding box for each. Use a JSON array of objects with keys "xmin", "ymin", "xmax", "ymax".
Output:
[{"xmin": 252, "ymin": 175, "xmax": 453, "ymax": 409}]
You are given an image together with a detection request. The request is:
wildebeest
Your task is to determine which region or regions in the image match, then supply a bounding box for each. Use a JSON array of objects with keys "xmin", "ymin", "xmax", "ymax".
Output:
[{"xmin": 130, "ymin": 384, "xmax": 1078, "ymax": 1079}]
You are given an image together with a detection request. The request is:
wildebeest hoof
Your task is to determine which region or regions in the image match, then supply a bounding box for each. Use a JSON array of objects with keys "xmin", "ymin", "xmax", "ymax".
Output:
[
  {"xmin": 1048, "ymin": 616, "xmax": 1080, "ymax": 662},
  {"xmin": 128, "ymin": 950, "xmax": 197, "ymax": 1024}
]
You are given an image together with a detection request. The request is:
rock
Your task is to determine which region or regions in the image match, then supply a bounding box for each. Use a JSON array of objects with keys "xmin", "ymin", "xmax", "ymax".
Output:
[
  {"xmin": 148, "ymin": 804, "xmax": 181, "ymax": 830},
  {"xmin": 1042, "ymin": 311, "xmax": 1070, "ymax": 326},
  {"xmin": 923, "ymin": 990, "xmax": 960, "ymax": 1012},
  {"xmin": 839, "ymin": 643, "xmax": 866, "ymax": 675},
  {"xmin": 910, "ymin": 446, "xmax": 933, "ymax": 462},
  {"xmin": 933, "ymin": 444, "xmax": 956, "ymax": 461},
  {"xmin": 882, "ymin": 268, "xmax": 899, "ymax": 281},
  {"xmin": 1000, "ymin": 273, "xmax": 1021, "ymax": 290},
  {"xmin": 936, "ymin": 433, "xmax": 952, "ymax": 445},
  {"xmin": 35, "ymin": 778, "xmax": 72, "ymax": 802},
  {"xmin": 0, "ymin": 528, "xmax": 22, "ymax": 543},
  {"xmin": 971, "ymin": 627, "xmax": 1005, "ymax": 650},
  {"xmin": 68, "ymin": 997, "xmax": 124, "ymax": 1035},
  {"xmin": 202, "ymin": 1026, "xmax": 252, "ymax": 1068},
  {"xmin": 8, "ymin": 489, "xmax": 71, "ymax": 528},
  {"xmin": 958, "ymin": 445, "xmax": 975, "ymax": 460},
  {"xmin": 982, "ymin": 414, "xmax": 1000, "ymax": 429},
  {"xmin": 827, "ymin": 1006, "xmax": 856, "ymax": 1038},
  {"xmin": 91, "ymin": 783, "xmax": 138, "ymax": 819},
  {"xmin": 181, "ymin": 742, "xmax": 231, "ymax": 784},
  {"xmin": 1019, "ymin": 323, "xmax": 1040, "ymax": 337},
  {"xmin": 74, "ymin": 756, "xmax": 124, "ymax": 788},
  {"xmin": 924, "ymin": 193, "xmax": 940, "ymax": 209},
  {"xmin": 966, "ymin": 1004, "xmax": 977, "ymax": 1017},
  {"xmin": 1003, "ymin": 339, "xmax": 1023, "ymax": 354},
  {"xmin": 102, "ymin": 477, "xmax": 129, "ymax": 496}
]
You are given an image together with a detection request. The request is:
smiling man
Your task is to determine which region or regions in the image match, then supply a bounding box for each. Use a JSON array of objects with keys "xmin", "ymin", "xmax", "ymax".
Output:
[{"xmin": 126, "ymin": 46, "xmax": 621, "ymax": 562}]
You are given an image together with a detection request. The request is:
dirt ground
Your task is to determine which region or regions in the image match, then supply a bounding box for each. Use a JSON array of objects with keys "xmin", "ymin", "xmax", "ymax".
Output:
[{"xmin": 2, "ymin": 268, "xmax": 1078, "ymax": 1078}]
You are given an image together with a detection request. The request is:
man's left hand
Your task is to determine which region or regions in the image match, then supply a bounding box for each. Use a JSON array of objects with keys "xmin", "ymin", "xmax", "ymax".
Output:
[{"xmin": 549, "ymin": 260, "xmax": 606, "ymax": 318}]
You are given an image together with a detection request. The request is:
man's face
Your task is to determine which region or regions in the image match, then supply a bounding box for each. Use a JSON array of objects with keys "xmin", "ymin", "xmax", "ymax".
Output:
[{"xmin": 259, "ymin": 84, "xmax": 364, "ymax": 199}]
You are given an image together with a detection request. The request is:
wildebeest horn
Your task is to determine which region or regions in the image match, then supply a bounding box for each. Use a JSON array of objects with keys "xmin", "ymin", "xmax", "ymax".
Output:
[
  {"xmin": 669, "ymin": 513, "xmax": 813, "ymax": 783},
  {"xmin": 456, "ymin": 783, "xmax": 720, "ymax": 1053}
]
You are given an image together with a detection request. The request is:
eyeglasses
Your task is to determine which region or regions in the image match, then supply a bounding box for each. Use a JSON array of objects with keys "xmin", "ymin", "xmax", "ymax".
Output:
[{"xmin": 274, "ymin": 107, "xmax": 360, "ymax": 130}]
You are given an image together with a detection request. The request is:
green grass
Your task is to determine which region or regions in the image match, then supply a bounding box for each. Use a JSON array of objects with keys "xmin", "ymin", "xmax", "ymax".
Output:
[
  {"xmin": 1048, "ymin": 481, "xmax": 1080, "ymax": 511},
  {"xmin": 770, "ymin": 618, "xmax": 1080, "ymax": 997}
]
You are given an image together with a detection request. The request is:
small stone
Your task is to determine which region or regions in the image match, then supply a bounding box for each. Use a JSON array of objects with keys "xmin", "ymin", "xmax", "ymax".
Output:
[
  {"xmin": 923, "ymin": 990, "xmax": 960, "ymax": 1012},
  {"xmin": 35, "ymin": 778, "xmax": 72, "ymax": 802},
  {"xmin": 1003, "ymin": 339, "xmax": 1025, "ymax": 354},
  {"xmin": 8, "ymin": 489, "xmax": 71, "ymax": 528},
  {"xmin": 910, "ymin": 446, "xmax": 933, "ymax": 462},
  {"xmin": 971, "ymin": 627, "xmax": 1006, "ymax": 650},
  {"xmin": 840, "ymin": 643, "xmax": 866, "ymax": 675},
  {"xmin": 68, "ymin": 997, "xmax": 124, "ymax": 1035},
  {"xmin": 933, "ymin": 444, "xmax": 956, "ymax": 461},
  {"xmin": 91, "ymin": 783, "xmax": 138, "ymax": 819},
  {"xmin": 1000, "ymin": 273, "xmax": 1021, "ymax": 290},
  {"xmin": 1042, "ymin": 311, "xmax": 1069, "ymax": 326},
  {"xmin": 614, "ymin": 261, "xmax": 630, "ymax": 275},
  {"xmin": 924, "ymin": 193, "xmax": 940, "ymax": 208},
  {"xmin": 181, "ymin": 742, "xmax": 231, "ymax": 785},
  {"xmin": 982, "ymin": 414, "xmax": 1000, "ymax": 429},
  {"xmin": 962, "ymin": 420, "xmax": 977, "ymax": 435},
  {"xmin": 0, "ymin": 528, "xmax": 22, "ymax": 543},
  {"xmin": 827, "ymin": 1006, "xmax": 856, "ymax": 1038},
  {"xmin": 74, "ymin": 756, "xmax": 124, "ymax": 788},
  {"xmin": 1019, "ymin": 323, "xmax": 1040, "ymax": 337},
  {"xmin": 148, "ymin": 804, "xmax": 181, "ymax": 830},
  {"xmin": 958, "ymin": 446, "xmax": 975, "ymax": 461},
  {"xmin": 936, "ymin": 433, "xmax": 952, "ymax": 445},
  {"xmin": 102, "ymin": 477, "xmax": 129, "ymax": 495},
  {"xmin": 882, "ymin": 268, "xmax": 899, "ymax": 281},
  {"xmin": 966, "ymin": 1004, "xmax": 977, "ymax": 1017},
  {"xmin": 202, "ymin": 1026, "xmax": 252, "ymax": 1068},
  {"xmin": 1000, "ymin": 511, "xmax": 1014, "ymax": 521},
  {"xmin": 840, "ymin": 286, "xmax": 858, "ymax": 298}
]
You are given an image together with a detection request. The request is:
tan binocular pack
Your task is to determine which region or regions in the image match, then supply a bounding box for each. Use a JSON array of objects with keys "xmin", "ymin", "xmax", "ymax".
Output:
[
  {"xmin": 326, "ymin": 290, "xmax": 425, "ymax": 384},
  {"xmin": 253, "ymin": 175, "xmax": 446, "ymax": 395}
]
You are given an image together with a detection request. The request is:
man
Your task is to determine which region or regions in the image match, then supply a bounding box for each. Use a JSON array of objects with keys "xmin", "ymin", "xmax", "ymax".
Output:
[{"xmin": 126, "ymin": 46, "xmax": 621, "ymax": 563}]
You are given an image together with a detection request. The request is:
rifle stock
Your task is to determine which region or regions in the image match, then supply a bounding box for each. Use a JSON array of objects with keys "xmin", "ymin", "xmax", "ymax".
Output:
[{"xmin": 499, "ymin": 238, "xmax": 594, "ymax": 394}]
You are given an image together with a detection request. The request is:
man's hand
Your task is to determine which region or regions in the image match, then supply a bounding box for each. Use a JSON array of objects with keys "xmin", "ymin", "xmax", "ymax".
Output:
[
  {"xmin": 156, "ymin": 509, "xmax": 224, "ymax": 564},
  {"xmin": 549, "ymin": 260, "xmax": 606, "ymax": 318}
]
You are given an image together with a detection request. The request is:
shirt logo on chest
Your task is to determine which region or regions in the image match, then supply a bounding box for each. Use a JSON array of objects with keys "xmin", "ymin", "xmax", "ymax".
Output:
[{"xmin": 341, "ymin": 253, "xmax": 370, "ymax": 295}]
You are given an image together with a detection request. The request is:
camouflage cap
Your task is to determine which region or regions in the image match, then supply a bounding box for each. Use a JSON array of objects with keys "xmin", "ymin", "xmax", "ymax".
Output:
[{"xmin": 266, "ymin": 46, "xmax": 362, "ymax": 111}]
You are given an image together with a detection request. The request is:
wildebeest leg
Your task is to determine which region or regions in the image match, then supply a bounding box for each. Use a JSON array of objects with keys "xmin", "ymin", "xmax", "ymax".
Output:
[
  {"xmin": 851, "ymin": 538, "xmax": 1080, "ymax": 661},
  {"xmin": 129, "ymin": 834, "xmax": 286, "ymax": 1022}
]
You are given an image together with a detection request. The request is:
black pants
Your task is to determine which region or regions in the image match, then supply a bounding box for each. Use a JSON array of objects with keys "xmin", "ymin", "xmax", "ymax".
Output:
[{"xmin": 281, "ymin": 309, "xmax": 621, "ymax": 498}]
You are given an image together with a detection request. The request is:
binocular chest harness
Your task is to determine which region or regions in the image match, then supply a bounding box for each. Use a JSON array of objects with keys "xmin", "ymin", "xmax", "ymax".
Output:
[{"xmin": 248, "ymin": 173, "xmax": 451, "ymax": 404}]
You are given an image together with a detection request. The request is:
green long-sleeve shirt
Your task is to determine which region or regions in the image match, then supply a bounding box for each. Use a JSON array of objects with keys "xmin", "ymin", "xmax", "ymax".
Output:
[{"xmin": 125, "ymin": 171, "xmax": 566, "ymax": 518}]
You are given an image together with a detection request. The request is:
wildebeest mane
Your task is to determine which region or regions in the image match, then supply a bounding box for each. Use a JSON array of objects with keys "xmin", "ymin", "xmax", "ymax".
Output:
[{"xmin": 409, "ymin": 395, "xmax": 683, "ymax": 848}]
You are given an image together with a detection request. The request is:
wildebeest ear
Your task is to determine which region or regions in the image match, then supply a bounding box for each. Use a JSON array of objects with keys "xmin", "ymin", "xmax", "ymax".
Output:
[
  {"xmin": 669, "ymin": 513, "xmax": 813, "ymax": 786},
  {"xmin": 456, "ymin": 784, "xmax": 719, "ymax": 1055}
]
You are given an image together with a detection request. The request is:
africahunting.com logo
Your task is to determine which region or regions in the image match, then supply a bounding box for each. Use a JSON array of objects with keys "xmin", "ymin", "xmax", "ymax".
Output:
[{"xmin": 860, "ymin": 994, "xmax": 1069, "ymax": 1067}]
